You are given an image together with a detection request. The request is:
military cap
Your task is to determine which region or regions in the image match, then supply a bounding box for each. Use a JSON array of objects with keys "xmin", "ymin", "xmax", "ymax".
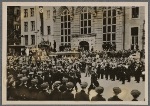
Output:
[
  {"xmin": 41, "ymin": 82, "xmax": 49, "ymax": 89},
  {"xmin": 62, "ymin": 77, "xmax": 68, "ymax": 82},
  {"xmin": 113, "ymin": 87, "xmax": 121, "ymax": 94},
  {"xmin": 17, "ymin": 74, "xmax": 23, "ymax": 78},
  {"xmin": 31, "ymin": 79, "xmax": 38, "ymax": 84},
  {"xmin": 80, "ymin": 82, "xmax": 88, "ymax": 88},
  {"xmin": 20, "ymin": 77, "xmax": 28, "ymax": 81},
  {"xmin": 22, "ymin": 69, "xmax": 27, "ymax": 73},
  {"xmin": 37, "ymin": 71, "xmax": 43, "ymax": 74},
  {"xmin": 66, "ymin": 82, "xmax": 74, "ymax": 88},
  {"xmin": 131, "ymin": 90, "xmax": 141, "ymax": 98},
  {"xmin": 95, "ymin": 86, "xmax": 104, "ymax": 94},
  {"xmin": 29, "ymin": 72, "xmax": 34, "ymax": 75},
  {"xmin": 53, "ymin": 81, "xmax": 61, "ymax": 88}
]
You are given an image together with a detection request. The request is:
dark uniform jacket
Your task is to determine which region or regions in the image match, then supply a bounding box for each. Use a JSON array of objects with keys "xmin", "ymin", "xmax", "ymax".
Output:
[
  {"xmin": 37, "ymin": 90, "xmax": 50, "ymax": 100},
  {"xmin": 91, "ymin": 94, "xmax": 106, "ymax": 101},
  {"xmin": 49, "ymin": 89, "xmax": 62, "ymax": 100},
  {"xmin": 75, "ymin": 90, "xmax": 89, "ymax": 101},
  {"xmin": 108, "ymin": 95, "xmax": 123, "ymax": 101},
  {"xmin": 61, "ymin": 90, "xmax": 74, "ymax": 101}
]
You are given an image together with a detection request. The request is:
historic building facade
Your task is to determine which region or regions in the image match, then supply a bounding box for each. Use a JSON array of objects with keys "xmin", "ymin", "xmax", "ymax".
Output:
[{"xmin": 20, "ymin": 6, "xmax": 145, "ymax": 51}]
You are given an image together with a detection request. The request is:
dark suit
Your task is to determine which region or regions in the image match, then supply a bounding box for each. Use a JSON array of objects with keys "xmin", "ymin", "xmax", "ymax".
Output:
[
  {"xmin": 37, "ymin": 90, "xmax": 50, "ymax": 100},
  {"xmin": 91, "ymin": 94, "xmax": 106, "ymax": 101},
  {"xmin": 61, "ymin": 90, "xmax": 74, "ymax": 101},
  {"xmin": 50, "ymin": 89, "xmax": 62, "ymax": 100},
  {"xmin": 108, "ymin": 95, "xmax": 123, "ymax": 101},
  {"xmin": 75, "ymin": 90, "xmax": 89, "ymax": 101}
]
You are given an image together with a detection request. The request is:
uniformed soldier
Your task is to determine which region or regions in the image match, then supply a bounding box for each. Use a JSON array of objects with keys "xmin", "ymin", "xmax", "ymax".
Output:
[
  {"xmin": 61, "ymin": 82, "xmax": 74, "ymax": 101},
  {"xmin": 29, "ymin": 78, "xmax": 39, "ymax": 100},
  {"xmin": 75, "ymin": 82, "xmax": 89, "ymax": 101},
  {"xmin": 91, "ymin": 86, "xmax": 106, "ymax": 101},
  {"xmin": 130, "ymin": 89, "xmax": 141, "ymax": 101},
  {"xmin": 108, "ymin": 87, "xmax": 123, "ymax": 101},
  {"xmin": 88, "ymin": 71, "xmax": 99, "ymax": 94},
  {"xmin": 50, "ymin": 81, "xmax": 62, "ymax": 100},
  {"xmin": 18, "ymin": 77, "xmax": 30, "ymax": 100},
  {"xmin": 59, "ymin": 77, "xmax": 68, "ymax": 93},
  {"xmin": 37, "ymin": 82, "xmax": 50, "ymax": 100}
]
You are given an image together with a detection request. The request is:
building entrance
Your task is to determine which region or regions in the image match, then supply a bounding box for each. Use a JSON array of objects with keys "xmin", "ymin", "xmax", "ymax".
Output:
[{"xmin": 79, "ymin": 41, "xmax": 89, "ymax": 51}]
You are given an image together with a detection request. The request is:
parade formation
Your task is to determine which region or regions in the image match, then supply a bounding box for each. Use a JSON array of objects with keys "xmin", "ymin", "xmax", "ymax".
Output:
[{"xmin": 7, "ymin": 47, "xmax": 145, "ymax": 101}]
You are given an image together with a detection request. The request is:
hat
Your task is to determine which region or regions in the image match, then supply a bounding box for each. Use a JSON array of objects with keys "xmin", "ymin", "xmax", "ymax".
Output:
[
  {"xmin": 131, "ymin": 90, "xmax": 141, "ymax": 98},
  {"xmin": 62, "ymin": 77, "xmax": 68, "ymax": 82},
  {"xmin": 41, "ymin": 82, "xmax": 49, "ymax": 89},
  {"xmin": 29, "ymin": 72, "xmax": 34, "ymax": 75},
  {"xmin": 17, "ymin": 74, "xmax": 23, "ymax": 78},
  {"xmin": 53, "ymin": 81, "xmax": 61, "ymax": 88},
  {"xmin": 37, "ymin": 71, "xmax": 43, "ymax": 74},
  {"xmin": 31, "ymin": 79, "xmax": 38, "ymax": 84},
  {"xmin": 95, "ymin": 86, "xmax": 104, "ymax": 94},
  {"xmin": 20, "ymin": 77, "xmax": 28, "ymax": 82},
  {"xmin": 22, "ymin": 70, "xmax": 27, "ymax": 73},
  {"xmin": 113, "ymin": 87, "xmax": 121, "ymax": 94},
  {"xmin": 80, "ymin": 82, "xmax": 88, "ymax": 88},
  {"xmin": 66, "ymin": 82, "xmax": 74, "ymax": 88}
]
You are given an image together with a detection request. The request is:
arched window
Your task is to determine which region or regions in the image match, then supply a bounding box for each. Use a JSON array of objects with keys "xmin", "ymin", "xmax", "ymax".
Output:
[
  {"xmin": 61, "ymin": 9, "xmax": 71, "ymax": 45},
  {"xmin": 80, "ymin": 7, "xmax": 91, "ymax": 34}
]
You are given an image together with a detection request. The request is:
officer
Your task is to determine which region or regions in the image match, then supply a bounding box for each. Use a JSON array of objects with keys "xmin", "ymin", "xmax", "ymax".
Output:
[
  {"xmin": 29, "ymin": 78, "xmax": 39, "ymax": 100},
  {"xmin": 91, "ymin": 86, "xmax": 106, "ymax": 101},
  {"xmin": 108, "ymin": 87, "xmax": 123, "ymax": 101},
  {"xmin": 18, "ymin": 77, "xmax": 30, "ymax": 100},
  {"xmin": 75, "ymin": 82, "xmax": 89, "ymax": 101},
  {"xmin": 88, "ymin": 71, "xmax": 99, "ymax": 94},
  {"xmin": 130, "ymin": 89, "xmax": 141, "ymax": 101},
  {"xmin": 50, "ymin": 81, "xmax": 62, "ymax": 100},
  {"xmin": 59, "ymin": 77, "xmax": 68, "ymax": 93},
  {"xmin": 37, "ymin": 82, "xmax": 50, "ymax": 100},
  {"xmin": 61, "ymin": 82, "xmax": 74, "ymax": 101}
]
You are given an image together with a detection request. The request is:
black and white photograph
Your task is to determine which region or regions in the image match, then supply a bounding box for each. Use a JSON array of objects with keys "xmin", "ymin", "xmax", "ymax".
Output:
[{"xmin": 2, "ymin": 2, "xmax": 148, "ymax": 105}]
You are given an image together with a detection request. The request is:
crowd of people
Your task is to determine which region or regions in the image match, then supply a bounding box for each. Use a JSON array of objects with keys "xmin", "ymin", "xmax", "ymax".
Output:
[{"xmin": 7, "ymin": 48, "xmax": 145, "ymax": 101}]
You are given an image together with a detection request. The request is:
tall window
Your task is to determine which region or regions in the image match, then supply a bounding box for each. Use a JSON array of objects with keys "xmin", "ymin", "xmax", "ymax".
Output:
[
  {"xmin": 15, "ymin": 25, "xmax": 19, "ymax": 30},
  {"xmin": 47, "ymin": 26, "xmax": 51, "ymax": 35},
  {"xmin": 80, "ymin": 7, "xmax": 91, "ymax": 34},
  {"xmin": 25, "ymin": 35, "xmax": 28, "ymax": 45},
  {"xmin": 132, "ymin": 7, "xmax": 139, "ymax": 18},
  {"xmin": 131, "ymin": 27, "xmax": 138, "ymax": 45},
  {"xmin": 61, "ymin": 9, "xmax": 71, "ymax": 45},
  {"xmin": 24, "ymin": 9, "xmax": 28, "ymax": 17},
  {"xmin": 47, "ymin": 10, "xmax": 50, "ymax": 18},
  {"xmin": 24, "ymin": 22, "xmax": 28, "ymax": 32},
  {"xmin": 31, "ymin": 21, "xmax": 35, "ymax": 31},
  {"xmin": 31, "ymin": 35, "xmax": 35, "ymax": 45},
  {"xmin": 103, "ymin": 7, "xmax": 116, "ymax": 44},
  {"xmin": 30, "ymin": 8, "xmax": 34, "ymax": 17}
]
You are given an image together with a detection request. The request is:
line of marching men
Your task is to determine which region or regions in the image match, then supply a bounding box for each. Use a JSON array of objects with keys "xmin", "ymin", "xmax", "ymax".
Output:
[{"xmin": 7, "ymin": 72, "xmax": 142, "ymax": 101}]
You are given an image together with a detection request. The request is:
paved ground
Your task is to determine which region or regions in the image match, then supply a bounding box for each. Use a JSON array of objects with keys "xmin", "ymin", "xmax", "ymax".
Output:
[{"xmin": 72, "ymin": 73, "xmax": 145, "ymax": 101}]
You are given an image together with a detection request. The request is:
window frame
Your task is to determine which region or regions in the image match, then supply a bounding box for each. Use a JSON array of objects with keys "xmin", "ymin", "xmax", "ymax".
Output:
[
  {"xmin": 131, "ymin": 7, "xmax": 140, "ymax": 19},
  {"xmin": 80, "ymin": 7, "xmax": 92, "ymax": 35},
  {"xmin": 102, "ymin": 7, "xmax": 116, "ymax": 44},
  {"xmin": 60, "ymin": 9, "xmax": 71, "ymax": 45},
  {"xmin": 30, "ymin": 8, "xmax": 34, "ymax": 17},
  {"xmin": 24, "ymin": 9, "xmax": 28, "ymax": 17},
  {"xmin": 31, "ymin": 35, "xmax": 35, "ymax": 45}
]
